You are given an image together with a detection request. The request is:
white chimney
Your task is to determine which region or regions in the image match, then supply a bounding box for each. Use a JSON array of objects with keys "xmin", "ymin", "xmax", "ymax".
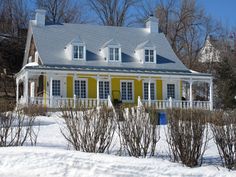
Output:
[
  {"xmin": 145, "ymin": 15, "xmax": 159, "ymax": 33},
  {"xmin": 35, "ymin": 9, "xmax": 46, "ymax": 27}
]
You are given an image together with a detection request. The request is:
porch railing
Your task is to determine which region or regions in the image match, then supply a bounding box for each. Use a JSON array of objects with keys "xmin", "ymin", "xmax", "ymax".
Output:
[
  {"xmin": 141, "ymin": 98, "xmax": 210, "ymax": 110},
  {"xmin": 28, "ymin": 96, "xmax": 108, "ymax": 108},
  {"xmin": 27, "ymin": 96, "xmax": 210, "ymax": 110}
]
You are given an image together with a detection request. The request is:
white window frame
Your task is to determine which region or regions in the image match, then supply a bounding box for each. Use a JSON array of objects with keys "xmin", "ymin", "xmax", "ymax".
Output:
[
  {"xmin": 74, "ymin": 78, "xmax": 88, "ymax": 98},
  {"xmin": 72, "ymin": 43, "xmax": 86, "ymax": 60},
  {"xmin": 99, "ymin": 79, "xmax": 111, "ymax": 100},
  {"xmin": 52, "ymin": 79, "xmax": 61, "ymax": 97},
  {"xmin": 108, "ymin": 45, "xmax": 121, "ymax": 62},
  {"xmin": 144, "ymin": 47, "xmax": 156, "ymax": 63},
  {"xmin": 167, "ymin": 84, "xmax": 175, "ymax": 99},
  {"xmin": 142, "ymin": 81, "xmax": 156, "ymax": 100},
  {"xmin": 162, "ymin": 80, "xmax": 181, "ymax": 100},
  {"xmin": 120, "ymin": 80, "xmax": 134, "ymax": 102}
]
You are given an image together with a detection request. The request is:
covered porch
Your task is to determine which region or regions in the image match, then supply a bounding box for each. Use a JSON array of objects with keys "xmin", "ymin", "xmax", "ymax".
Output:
[{"xmin": 16, "ymin": 68, "xmax": 213, "ymax": 110}]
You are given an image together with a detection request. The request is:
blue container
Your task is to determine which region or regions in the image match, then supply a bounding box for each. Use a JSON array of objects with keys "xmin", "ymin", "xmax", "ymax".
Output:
[{"xmin": 159, "ymin": 112, "xmax": 167, "ymax": 125}]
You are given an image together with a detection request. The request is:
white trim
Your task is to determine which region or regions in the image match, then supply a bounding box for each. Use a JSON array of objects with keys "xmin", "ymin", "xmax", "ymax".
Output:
[
  {"xmin": 74, "ymin": 78, "xmax": 88, "ymax": 98},
  {"xmin": 120, "ymin": 80, "xmax": 134, "ymax": 103},
  {"xmin": 98, "ymin": 79, "xmax": 111, "ymax": 99},
  {"xmin": 142, "ymin": 80, "xmax": 156, "ymax": 100},
  {"xmin": 162, "ymin": 80, "xmax": 180, "ymax": 100},
  {"xmin": 24, "ymin": 71, "xmax": 29, "ymax": 104},
  {"xmin": 72, "ymin": 43, "xmax": 86, "ymax": 61},
  {"xmin": 17, "ymin": 68, "xmax": 212, "ymax": 81},
  {"xmin": 48, "ymin": 75, "xmax": 65, "ymax": 98},
  {"xmin": 51, "ymin": 79, "xmax": 61, "ymax": 97},
  {"xmin": 143, "ymin": 47, "xmax": 156, "ymax": 64},
  {"xmin": 107, "ymin": 46, "xmax": 121, "ymax": 62}
]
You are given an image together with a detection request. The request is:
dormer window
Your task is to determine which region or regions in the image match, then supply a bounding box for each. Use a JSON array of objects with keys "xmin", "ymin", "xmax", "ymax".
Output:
[
  {"xmin": 65, "ymin": 36, "xmax": 86, "ymax": 61},
  {"xmin": 73, "ymin": 45, "xmax": 85, "ymax": 60},
  {"xmin": 101, "ymin": 39, "xmax": 121, "ymax": 62},
  {"xmin": 145, "ymin": 49, "xmax": 154, "ymax": 63},
  {"xmin": 109, "ymin": 47, "xmax": 120, "ymax": 61},
  {"xmin": 136, "ymin": 40, "xmax": 156, "ymax": 64}
]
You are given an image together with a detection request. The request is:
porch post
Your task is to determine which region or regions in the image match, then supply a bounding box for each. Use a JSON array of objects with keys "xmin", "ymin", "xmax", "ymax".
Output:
[
  {"xmin": 49, "ymin": 76, "xmax": 53, "ymax": 108},
  {"xmin": 24, "ymin": 71, "xmax": 29, "ymax": 105},
  {"xmin": 148, "ymin": 79, "xmax": 151, "ymax": 107},
  {"xmin": 16, "ymin": 79, "xmax": 19, "ymax": 104},
  {"xmin": 189, "ymin": 78, "xmax": 193, "ymax": 108},
  {"xmin": 209, "ymin": 78, "xmax": 213, "ymax": 110},
  {"xmin": 96, "ymin": 76, "xmax": 100, "ymax": 107}
]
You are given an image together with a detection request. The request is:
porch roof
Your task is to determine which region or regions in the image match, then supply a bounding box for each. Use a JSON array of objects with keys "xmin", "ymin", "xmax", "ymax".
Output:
[{"xmin": 19, "ymin": 64, "xmax": 212, "ymax": 78}]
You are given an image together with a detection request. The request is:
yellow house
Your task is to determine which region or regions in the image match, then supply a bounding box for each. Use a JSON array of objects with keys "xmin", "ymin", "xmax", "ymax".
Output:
[{"xmin": 16, "ymin": 10, "xmax": 213, "ymax": 110}]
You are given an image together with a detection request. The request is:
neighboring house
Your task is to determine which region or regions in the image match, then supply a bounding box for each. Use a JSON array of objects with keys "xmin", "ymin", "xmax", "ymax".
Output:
[
  {"xmin": 199, "ymin": 35, "xmax": 235, "ymax": 63},
  {"xmin": 16, "ymin": 10, "xmax": 213, "ymax": 110},
  {"xmin": 199, "ymin": 35, "xmax": 221, "ymax": 63}
]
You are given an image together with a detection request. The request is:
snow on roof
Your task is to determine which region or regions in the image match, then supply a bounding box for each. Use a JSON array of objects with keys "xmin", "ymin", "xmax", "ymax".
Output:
[
  {"xmin": 190, "ymin": 69, "xmax": 201, "ymax": 74},
  {"xmin": 31, "ymin": 23, "xmax": 189, "ymax": 72},
  {"xmin": 22, "ymin": 62, "xmax": 39, "ymax": 70}
]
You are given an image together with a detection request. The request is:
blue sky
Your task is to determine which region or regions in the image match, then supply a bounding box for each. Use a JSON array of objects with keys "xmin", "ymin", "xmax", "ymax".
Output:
[
  {"xmin": 29, "ymin": 0, "xmax": 236, "ymax": 28},
  {"xmin": 198, "ymin": 0, "xmax": 236, "ymax": 28}
]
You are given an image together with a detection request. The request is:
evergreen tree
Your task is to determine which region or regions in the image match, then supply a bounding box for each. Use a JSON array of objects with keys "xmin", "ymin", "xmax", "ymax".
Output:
[{"xmin": 215, "ymin": 57, "xmax": 236, "ymax": 109}]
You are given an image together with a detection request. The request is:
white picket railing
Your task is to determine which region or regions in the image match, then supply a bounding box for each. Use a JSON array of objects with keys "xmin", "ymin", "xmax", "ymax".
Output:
[
  {"xmin": 28, "ymin": 96, "xmax": 108, "ymax": 108},
  {"xmin": 28, "ymin": 97, "xmax": 49, "ymax": 106},
  {"xmin": 27, "ymin": 96, "xmax": 210, "ymax": 110},
  {"xmin": 193, "ymin": 101, "xmax": 210, "ymax": 110},
  {"xmin": 142, "ymin": 98, "xmax": 210, "ymax": 110}
]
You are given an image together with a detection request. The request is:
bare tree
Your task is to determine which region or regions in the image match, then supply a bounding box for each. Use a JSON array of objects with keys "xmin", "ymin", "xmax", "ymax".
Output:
[
  {"xmin": 0, "ymin": 0, "xmax": 30, "ymax": 35},
  {"xmin": 138, "ymin": 0, "xmax": 221, "ymax": 69},
  {"xmin": 36, "ymin": 0, "xmax": 85, "ymax": 24},
  {"xmin": 88, "ymin": 0, "xmax": 138, "ymax": 26}
]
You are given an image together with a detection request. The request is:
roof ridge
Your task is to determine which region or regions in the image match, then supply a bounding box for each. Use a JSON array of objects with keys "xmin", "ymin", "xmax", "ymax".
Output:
[{"xmin": 61, "ymin": 23, "xmax": 147, "ymax": 31}]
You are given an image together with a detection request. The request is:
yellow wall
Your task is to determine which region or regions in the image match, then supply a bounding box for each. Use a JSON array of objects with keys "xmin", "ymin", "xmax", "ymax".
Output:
[
  {"xmin": 75, "ymin": 75, "xmax": 97, "ymax": 98},
  {"xmin": 111, "ymin": 78, "xmax": 120, "ymax": 100},
  {"xmin": 156, "ymin": 80, "xmax": 163, "ymax": 100},
  {"xmin": 111, "ymin": 77, "xmax": 142, "ymax": 103},
  {"xmin": 66, "ymin": 74, "xmax": 165, "ymax": 102},
  {"xmin": 66, "ymin": 75, "xmax": 73, "ymax": 98},
  {"xmin": 88, "ymin": 77, "xmax": 96, "ymax": 98}
]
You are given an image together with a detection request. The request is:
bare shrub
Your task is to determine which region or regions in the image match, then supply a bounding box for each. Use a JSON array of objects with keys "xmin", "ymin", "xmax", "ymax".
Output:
[
  {"xmin": 0, "ymin": 102, "xmax": 39, "ymax": 147},
  {"xmin": 166, "ymin": 108, "xmax": 209, "ymax": 167},
  {"xmin": 0, "ymin": 99, "xmax": 15, "ymax": 112},
  {"xmin": 211, "ymin": 110, "xmax": 236, "ymax": 170},
  {"xmin": 23, "ymin": 104, "xmax": 48, "ymax": 117},
  {"xmin": 61, "ymin": 106, "xmax": 116, "ymax": 153},
  {"xmin": 116, "ymin": 106, "xmax": 160, "ymax": 157}
]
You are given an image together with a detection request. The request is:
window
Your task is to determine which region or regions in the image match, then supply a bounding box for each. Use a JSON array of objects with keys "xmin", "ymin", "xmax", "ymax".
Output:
[
  {"xmin": 143, "ymin": 82, "xmax": 155, "ymax": 100},
  {"xmin": 121, "ymin": 81, "xmax": 133, "ymax": 101},
  {"xmin": 99, "ymin": 81, "xmax": 110, "ymax": 99},
  {"xmin": 167, "ymin": 84, "xmax": 175, "ymax": 99},
  {"xmin": 52, "ymin": 80, "xmax": 60, "ymax": 96},
  {"xmin": 109, "ymin": 47, "xmax": 120, "ymax": 61},
  {"xmin": 73, "ymin": 46, "xmax": 78, "ymax": 59},
  {"xmin": 79, "ymin": 46, "xmax": 84, "ymax": 59},
  {"xmin": 74, "ymin": 80, "xmax": 87, "ymax": 98},
  {"xmin": 73, "ymin": 45, "xmax": 85, "ymax": 60},
  {"xmin": 144, "ymin": 49, "xmax": 155, "ymax": 63}
]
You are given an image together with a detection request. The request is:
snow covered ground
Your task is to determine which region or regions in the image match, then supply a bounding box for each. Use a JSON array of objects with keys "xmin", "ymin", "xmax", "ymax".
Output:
[{"xmin": 0, "ymin": 113, "xmax": 235, "ymax": 177}]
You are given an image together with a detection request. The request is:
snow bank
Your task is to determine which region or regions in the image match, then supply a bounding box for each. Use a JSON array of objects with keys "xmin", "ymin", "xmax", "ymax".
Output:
[{"xmin": 0, "ymin": 114, "xmax": 235, "ymax": 177}]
